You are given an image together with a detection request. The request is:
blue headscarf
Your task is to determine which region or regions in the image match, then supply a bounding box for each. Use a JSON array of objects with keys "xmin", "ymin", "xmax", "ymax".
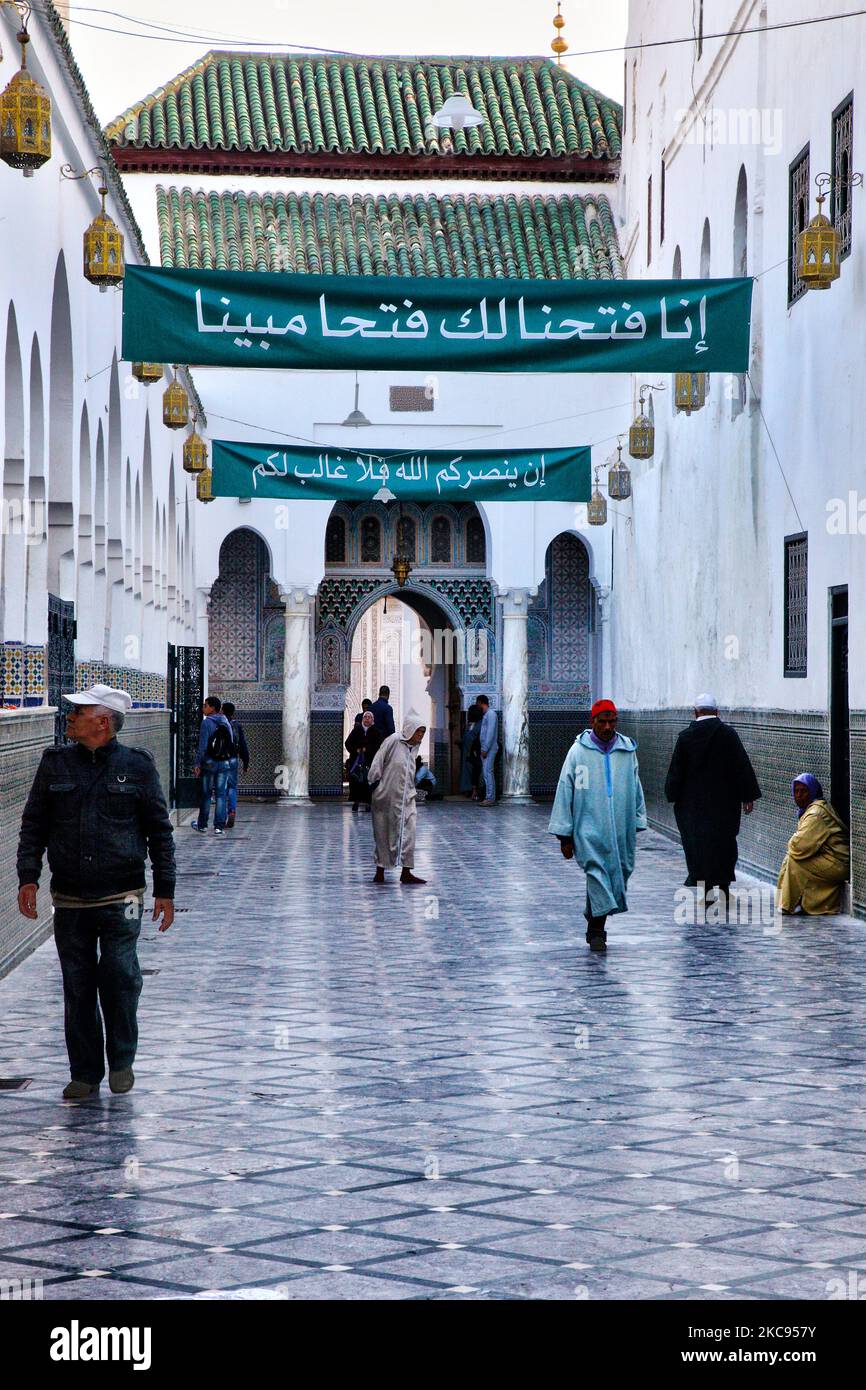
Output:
[{"xmin": 792, "ymin": 773, "xmax": 822, "ymax": 816}]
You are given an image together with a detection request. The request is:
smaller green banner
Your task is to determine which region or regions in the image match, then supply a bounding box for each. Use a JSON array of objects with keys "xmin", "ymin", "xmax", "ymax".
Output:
[{"xmin": 212, "ymin": 442, "xmax": 592, "ymax": 502}]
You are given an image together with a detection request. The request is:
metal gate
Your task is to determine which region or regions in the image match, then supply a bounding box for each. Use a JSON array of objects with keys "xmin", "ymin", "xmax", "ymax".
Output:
[
  {"xmin": 47, "ymin": 594, "xmax": 76, "ymax": 744},
  {"xmin": 167, "ymin": 642, "xmax": 204, "ymax": 808}
]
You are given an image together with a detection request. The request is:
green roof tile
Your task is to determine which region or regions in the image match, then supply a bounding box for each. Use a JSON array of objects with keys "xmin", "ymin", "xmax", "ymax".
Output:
[
  {"xmin": 155, "ymin": 186, "xmax": 624, "ymax": 281},
  {"xmin": 107, "ymin": 52, "xmax": 621, "ymax": 167}
]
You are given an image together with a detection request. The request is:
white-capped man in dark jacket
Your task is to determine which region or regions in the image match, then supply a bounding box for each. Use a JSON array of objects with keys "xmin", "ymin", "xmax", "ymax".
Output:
[{"xmin": 17, "ymin": 684, "xmax": 176, "ymax": 1100}]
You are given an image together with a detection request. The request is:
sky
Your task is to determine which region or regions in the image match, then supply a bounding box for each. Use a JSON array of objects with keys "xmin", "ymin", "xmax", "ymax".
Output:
[{"xmin": 61, "ymin": 0, "xmax": 630, "ymax": 126}]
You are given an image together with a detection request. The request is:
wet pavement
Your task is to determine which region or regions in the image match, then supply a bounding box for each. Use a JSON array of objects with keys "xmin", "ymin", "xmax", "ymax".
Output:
[{"xmin": 0, "ymin": 801, "xmax": 864, "ymax": 1301}]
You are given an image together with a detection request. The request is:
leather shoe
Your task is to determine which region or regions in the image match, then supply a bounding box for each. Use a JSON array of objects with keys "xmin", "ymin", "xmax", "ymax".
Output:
[
  {"xmin": 63, "ymin": 1080, "xmax": 99, "ymax": 1099},
  {"xmin": 109, "ymin": 1067, "xmax": 135, "ymax": 1094}
]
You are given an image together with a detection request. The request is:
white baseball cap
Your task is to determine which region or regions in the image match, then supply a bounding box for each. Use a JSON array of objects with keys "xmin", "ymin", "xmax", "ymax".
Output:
[{"xmin": 63, "ymin": 683, "xmax": 133, "ymax": 715}]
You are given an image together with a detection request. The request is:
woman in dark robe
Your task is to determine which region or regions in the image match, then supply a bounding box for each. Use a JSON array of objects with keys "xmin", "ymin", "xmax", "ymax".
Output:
[
  {"xmin": 664, "ymin": 699, "xmax": 761, "ymax": 898},
  {"xmin": 460, "ymin": 702, "xmax": 483, "ymax": 799},
  {"xmin": 346, "ymin": 711, "xmax": 382, "ymax": 812}
]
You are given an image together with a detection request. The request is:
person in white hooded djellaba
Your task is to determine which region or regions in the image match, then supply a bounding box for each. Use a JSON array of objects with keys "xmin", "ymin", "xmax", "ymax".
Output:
[{"xmin": 367, "ymin": 714, "xmax": 427, "ymax": 885}]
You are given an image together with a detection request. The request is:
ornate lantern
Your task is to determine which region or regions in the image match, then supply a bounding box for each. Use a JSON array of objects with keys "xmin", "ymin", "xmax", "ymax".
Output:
[
  {"xmin": 629, "ymin": 386, "xmax": 655, "ymax": 458},
  {"xmin": 131, "ymin": 362, "xmax": 163, "ymax": 385},
  {"xmin": 586, "ymin": 467, "xmax": 607, "ymax": 526},
  {"xmin": 196, "ymin": 467, "xmax": 214, "ymax": 503},
  {"xmin": 82, "ymin": 184, "xmax": 123, "ymax": 290},
  {"xmin": 674, "ymin": 371, "xmax": 707, "ymax": 415},
  {"xmin": 798, "ymin": 176, "xmax": 841, "ymax": 290},
  {"xmin": 183, "ymin": 416, "xmax": 208, "ymax": 475},
  {"xmin": 163, "ymin": 369, "xmax": 190, "ymax": 429},
  {"xmin": 390, "ymin": 553, "xmax": 412, "ymax": 587},
  {"xmin": 608, "ymin": 443, "xmax": 632, "ymax": 501},
  {"xmin": 0, "ymin": 25, "xmax": 51, "ymax": 176}
]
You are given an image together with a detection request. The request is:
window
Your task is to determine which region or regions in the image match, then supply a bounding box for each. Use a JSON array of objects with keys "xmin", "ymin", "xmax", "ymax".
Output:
[
  {"xmin": 361, "ymin": 516, "xmax": 381, "ymax": 563},
  {"xmin": 466, "ymin": 515, "xmax": 486, "ymax": 564},
  {"xmin": 395, "ymin": 515, "xmax": 416, "ymax": 560},
  {"xmin": 660, "ymin": 156, "xmax": 666, "ymax": 246},
  {"xmin": 700, "ymin": 218, "xmax": 711, "ymax": 278},
  {"xmin": 832, "ymin": 94, "xmax": 854, "ymax": 259},
  {"xmin": 647, "ymin": 175, "xmax": 653, "ymax": 266},
  {"xmin": 389, "ymin": 385, "xmax": 433, "ymax": 413},
  {"xmin": 732, "ymin": 167, "xmax": 748, "ymax": 417},
  {"xmin": 430, "ymin": 515, "xmax": 452, "ymax": 563},
  {"xmin": 784, "ymin": 533, "xmax": 808, "ymax": 677},
  {"xmin": 325, "ymin": 516, "xmax": 345, "ymax": 564},
  {"xmin": 788, "ymin": 145, "xmax": 811, "ymax": 305}
]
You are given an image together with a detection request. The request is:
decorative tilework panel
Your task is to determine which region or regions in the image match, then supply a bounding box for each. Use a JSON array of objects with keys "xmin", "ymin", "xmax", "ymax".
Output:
[
  {"xmin": 0, "ymin": 711, "xmax": 57, "ymax": 977},
  {"xmin": 528, "ymin": 532, "xmax": 590, "ymax": 708},
  {"xmin": 118, "ymin": 710, "xmax": 171, "ymax": 798},
  {"xmin": 75, "ymin": 661, "xmax": 166, "ymax": 708},
  {"xmin": 233, "ymin": 710, "xmax": 282, "ymax": 799},
  {"xmin": 0, "ymin": 643, "xmax": 47, "ymax": 704},
  {"xmin": 209, "ymin": 529, "xmax": 265, "ymax": 682},
  {"xmin": 616, "ymin": 708, "xmax": 834, "ymax": 894},
  {"xmin": 849, "ymin": 711, "xmax": 866, "ymax": 917},
  {"xmin": 528, "ymin": 708, "xmax": 588, "ymax": 798},
  {"xmin": 310, "ymin": 709, "xmax": 345, "ymax": 797}
]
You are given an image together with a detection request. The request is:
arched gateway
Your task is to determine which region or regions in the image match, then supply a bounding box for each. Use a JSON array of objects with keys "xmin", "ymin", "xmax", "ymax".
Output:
[{"xmin": 311, "ymin": 501, "xmax": 497, "ymax": 797}]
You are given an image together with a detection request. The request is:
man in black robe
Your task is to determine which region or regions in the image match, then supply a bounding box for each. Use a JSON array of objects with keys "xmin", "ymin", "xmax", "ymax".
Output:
[{"xmin": 664, "ymin": 694, "xmax": 761, "ymax": 901}]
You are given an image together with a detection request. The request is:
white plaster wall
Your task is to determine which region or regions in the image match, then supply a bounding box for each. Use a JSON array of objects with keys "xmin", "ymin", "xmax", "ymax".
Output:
[
  {"xmin": 0, "ymin": 7, "xmax": 199, "ymax": 679},
  {"xmin": 616, "ymin": 0, "xmax": 866, "ymax": 712}
]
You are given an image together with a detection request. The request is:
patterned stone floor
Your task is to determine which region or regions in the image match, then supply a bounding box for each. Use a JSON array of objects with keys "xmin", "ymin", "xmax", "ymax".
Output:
[{"xmin": 1, "ymin": 801, "xmax": 865, "ymax": 1302}]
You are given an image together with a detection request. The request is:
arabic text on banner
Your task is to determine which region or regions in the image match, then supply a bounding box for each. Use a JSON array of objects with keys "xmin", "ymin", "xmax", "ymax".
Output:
[
  {"xmin": 122, "ymin": 267, "xmax": 753, "ymax": 374},
  {"xmin": 211, "ymin": 442, "xmax": 592, "ymax": 503}
]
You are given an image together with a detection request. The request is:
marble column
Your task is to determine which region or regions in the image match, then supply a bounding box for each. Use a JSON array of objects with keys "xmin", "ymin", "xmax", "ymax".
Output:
[
  {"xmin": 500, "ymin": 587, "xmax": 533, "ymax": 802},
  {"xmin": 280, "ymin": 587, "xmax": 313, "ymax": 805}
]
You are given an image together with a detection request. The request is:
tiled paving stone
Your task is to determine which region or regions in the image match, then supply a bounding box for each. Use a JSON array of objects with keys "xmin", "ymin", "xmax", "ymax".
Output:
[{"xmin": 0, "ymin": 804, "xmax": 865, "ymax": 1301}]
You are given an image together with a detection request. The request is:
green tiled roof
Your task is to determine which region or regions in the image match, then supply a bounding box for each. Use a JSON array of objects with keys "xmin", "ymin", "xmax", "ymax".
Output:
[
  {"xmin": 107, "ymin": 53, "xmax": 621, "ymax": 164},
  {"xmin": 156, "ymin": 186, "xmax": 623, "ymax": 280}
]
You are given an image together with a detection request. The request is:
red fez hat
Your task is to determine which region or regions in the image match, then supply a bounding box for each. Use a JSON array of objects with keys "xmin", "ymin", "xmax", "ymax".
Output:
[{"xmin": 590, "ymin": 699, "xmax": 618, "ymax": 717}]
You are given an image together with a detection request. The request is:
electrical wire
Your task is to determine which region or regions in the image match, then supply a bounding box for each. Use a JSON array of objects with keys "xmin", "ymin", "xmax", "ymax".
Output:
[
  {"xmin": 746, "ymin": 369, "xmax": 804, "ymax": 531},
  {"xmin": 25, "ymin": 3, "xmax": 866, "ymax": 60}
]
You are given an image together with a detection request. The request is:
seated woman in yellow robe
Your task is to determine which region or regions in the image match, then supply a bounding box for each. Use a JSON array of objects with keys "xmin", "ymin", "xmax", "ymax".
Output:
[{"xmin": 777, "ymin": 774, "xmax": 850, "ymax": 915}]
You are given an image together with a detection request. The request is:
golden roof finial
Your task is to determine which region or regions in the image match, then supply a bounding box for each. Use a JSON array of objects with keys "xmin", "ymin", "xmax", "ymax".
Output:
[{"xmin": 551, "ymin": 3, "xmax": 568, "ymax": 64}]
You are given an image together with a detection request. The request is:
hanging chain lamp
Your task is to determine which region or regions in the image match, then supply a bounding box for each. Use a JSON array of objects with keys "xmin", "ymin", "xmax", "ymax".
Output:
[
  {"xmin": 61, "ymin": 165, "xmax": 124, "ymax": 290},
  {"xmin": 183, "ymin": 414, "xmax": 208, "ymax": 475},
  {"xmin": 390, "ymin": 504, "xmax": 413, "ymax": 587},
  {"xmin": 131, "ymin": 361, "xmax": 163, "ymax": 385},
  {"xmin": 551, "ymin": 3, "xmax": 568, "ymax": 63},
  {"xmin": 196, "ymin": 467, "xmax": 214, "ymax": 503},
  {"xmin": 629, "ymin": 385, "xmax": 655, "ymax": 458},
  {"xmin": 163, "ymin": 368, "xmax": 190, "ymax": 429},
  {"xmin": 586, "ymin": 467, "xmax": 607, "ymax": 526},
  {"xmin": 608, "ymin": 441, "xmax": 632, "ymax": 501},
  {"xmin": 674, "ymin": 371, "xmax": 707, "ymax": 415},
  {"xmin": 0, "ymin": 16, "xmax": 51, "ymax": 177}
]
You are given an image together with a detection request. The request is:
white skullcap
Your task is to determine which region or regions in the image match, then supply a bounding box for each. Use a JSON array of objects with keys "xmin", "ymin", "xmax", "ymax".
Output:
[{"xmin": 694, "ymin": 692, "xmax": 719, "ymax": 710}]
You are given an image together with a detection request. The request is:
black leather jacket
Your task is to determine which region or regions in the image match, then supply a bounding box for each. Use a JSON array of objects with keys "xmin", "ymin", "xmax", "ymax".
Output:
[{"xmin": 17, "ymin": 738, "xmax": 176, "ymax": 900}]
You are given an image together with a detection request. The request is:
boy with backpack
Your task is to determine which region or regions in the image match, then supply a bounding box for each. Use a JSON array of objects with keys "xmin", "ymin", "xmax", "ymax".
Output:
[
  {"xmin": 220, "ymin": 701, "xmax": 250, "ymax": 829},
  {"xmin": 193, "ymin": 696, "xmax": 235, "ymax": 835}
]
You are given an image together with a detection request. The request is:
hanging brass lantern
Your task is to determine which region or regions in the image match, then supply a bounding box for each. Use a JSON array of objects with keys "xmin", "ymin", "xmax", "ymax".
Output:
[
  {"xmin": 183, "ymin": 417, "xmax": 208, "ymax": 475},
  {"xmin": 674, "ymin": 371, "xmax": 707, "ymax": 415},
  {"xmin": 391, "ymin": 553, "xmax": 412, "ymax": 587},
  {"xmin": 163, "ymin": 370, "xmax": 190, "ymax": 429},
  {"xmin": 608, "ymin": 443, "xmax": 632, "ymax": 501},
  {"xmin": 0, "ymin": 27, "xmax": 51, "ymax": 176},
  {"xmin": 132, "ymin": 362, "xmax": 163, "ymax": 385},
  {"xmin": 196, "ymin": 467, "xmax": 214, "ymax": 503},
  {"xmin": 629, "ymin": 386, "xmax": 655, "ymax": 458},
  {"xmin": 586, "ymin": 468, "xmax": 607, "ymax": 526},
  {"xmin": 83, "ymin": 183, "xmax": 124, "ymax": 291},
  {"xmin": 797, "ymin": 179, "xmax": 840, "ymax": 290}
]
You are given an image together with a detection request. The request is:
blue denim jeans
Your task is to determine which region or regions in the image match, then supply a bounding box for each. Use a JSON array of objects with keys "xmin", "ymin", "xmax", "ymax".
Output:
[
  {"xmin": 481, "ymin": 751, "xmax": 496, "ymax": 802},
  {"xmin": 198, "ymin": 758, "xmax": 229, "ymax": 829},
  {"xmin": 226, "ymin": 756, "xmax": 239, "ymax": 816},
  {"xmin": 53, "ymin": 901, "xmax": 144, "ymax": 1085}
]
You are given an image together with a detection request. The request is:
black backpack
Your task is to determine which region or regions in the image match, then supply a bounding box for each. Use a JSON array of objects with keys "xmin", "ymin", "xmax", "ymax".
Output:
[{"xmin": 206, "ymin": 719, "xmax": 235, "ymax": 762}]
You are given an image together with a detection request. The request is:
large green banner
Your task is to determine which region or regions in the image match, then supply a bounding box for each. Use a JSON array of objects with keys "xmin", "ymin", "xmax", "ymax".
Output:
[
  {"xmin": 212, "ymin": 441, "xmax": 591, "ymax": 502},
  {"xmin": 123, "ymin": 266, "xmax": 752, "ymax": 373}
]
